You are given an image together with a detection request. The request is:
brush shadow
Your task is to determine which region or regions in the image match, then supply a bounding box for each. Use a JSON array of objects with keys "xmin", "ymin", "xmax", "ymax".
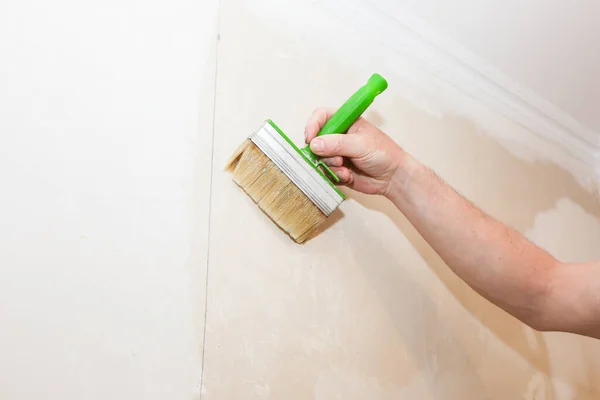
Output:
[
  {"xmin": 304, "ymin": 208, "xmax": 345, "ymax": 243},
  {"xmin": 350, "ymin": 191, "xmax": 555, "ymax": 398},
  {"xmin": 344, "ymin": 196, "xmax": 490, "ymax": 398}
]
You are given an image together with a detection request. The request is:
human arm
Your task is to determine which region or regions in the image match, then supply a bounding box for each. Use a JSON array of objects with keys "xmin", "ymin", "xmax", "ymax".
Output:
[{"xmin": 305, "ymin": 108, "xmax": 600, "ymax": 338}]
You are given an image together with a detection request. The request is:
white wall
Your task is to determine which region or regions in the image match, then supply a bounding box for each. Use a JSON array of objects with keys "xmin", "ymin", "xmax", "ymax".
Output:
[
  {"xmin": 0, "ymin": 0, "xmax": 218, "ymax": 397},
  {"xmin": 1, "ymin": 0, "xmax": 599, "ymax": 398},
  {"xmin": 396, "ymin": 0, "xmax": 600, "ymax": 131}
]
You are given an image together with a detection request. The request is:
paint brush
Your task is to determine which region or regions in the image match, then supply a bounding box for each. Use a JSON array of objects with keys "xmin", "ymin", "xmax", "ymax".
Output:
[{"xmin": 225, "ymin": 74, "xmax": 388, "ymax": 242}]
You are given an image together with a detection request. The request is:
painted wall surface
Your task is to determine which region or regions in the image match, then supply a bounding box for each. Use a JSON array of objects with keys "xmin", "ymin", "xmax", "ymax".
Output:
[
  {"xmin": 1, "ymin": 0, "xmax": 599, "ymax": 399},
  {"xmin": 203, "ymin": 0, "xmax": 600, "ymax": 398},
  {"xmin": 395, "ymin": 0, "xmax": 600, "ymax": 131},
  {"xmin": 0, "ymin": 0, "xmax": 218, "ymax": 398}
]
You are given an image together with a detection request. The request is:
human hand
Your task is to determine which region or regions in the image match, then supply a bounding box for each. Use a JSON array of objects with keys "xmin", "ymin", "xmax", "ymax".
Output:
[{"xmin": 304, "ymin": 107, "xmax": 406, "ymax": 196}]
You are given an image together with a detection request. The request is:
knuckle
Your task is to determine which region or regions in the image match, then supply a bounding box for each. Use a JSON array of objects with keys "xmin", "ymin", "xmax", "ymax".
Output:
[
  {"xmin": 346, "ymin": 171, "xmax": 354, "ymax": 185},
  {"xmin": 313, "ymin": 107, "xmax": 327, "ymax": 116},
  {"xmin": 331, "ymin": 136, "xmax": 343, "ymax": 153},
  {"xmin": 313, "ymin": 107, "xmax": 335, "ymax": 120}
]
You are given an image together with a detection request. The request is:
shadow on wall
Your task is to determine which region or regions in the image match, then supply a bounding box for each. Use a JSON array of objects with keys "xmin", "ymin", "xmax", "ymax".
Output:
[
  {"xmin": 346, "ymin": 215, "xmax": 491, "ymax": 399},
  {"xmin": 345, "ymin": 104, "xmax": 600, "ymax": 399}
]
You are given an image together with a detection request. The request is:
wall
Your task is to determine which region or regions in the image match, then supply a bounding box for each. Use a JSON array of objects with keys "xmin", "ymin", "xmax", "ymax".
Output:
[
  {"xmin": 0, "ymin": 0, "xmax": 218, "ymax": 398},
  {"xmin": 0, "ymin": 0, "xmax": 599, "ymax": 398},
  {"xmin": 396, "ymin": 0, "xmax": 600, "ymax": 132},
  {"xmin": 203, "ymin": 0, "xmax": 600, "ymax": 398}
]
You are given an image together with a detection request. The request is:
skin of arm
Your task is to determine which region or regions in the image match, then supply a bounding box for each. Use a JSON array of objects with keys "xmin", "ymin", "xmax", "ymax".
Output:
[{"xmin": 305, "ymin": 108, "xmax": 600, "ymax": 339}]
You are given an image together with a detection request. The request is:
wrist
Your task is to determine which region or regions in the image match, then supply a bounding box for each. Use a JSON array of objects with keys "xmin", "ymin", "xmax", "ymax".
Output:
[{"xmin": 383, "ymin": 150, "xmax": 420, "ymax": 202}]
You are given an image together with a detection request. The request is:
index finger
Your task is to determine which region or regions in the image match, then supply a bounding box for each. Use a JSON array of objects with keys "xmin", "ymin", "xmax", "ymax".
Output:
[{"xmin": 304, "ymin": 107, "xmax": 335, "ymax": 143}]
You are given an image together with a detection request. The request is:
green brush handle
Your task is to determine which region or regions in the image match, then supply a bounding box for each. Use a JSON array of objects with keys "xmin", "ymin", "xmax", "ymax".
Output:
[{"xmin": 302, "ymin": 73, "xmax": 388, "ymax": 163}]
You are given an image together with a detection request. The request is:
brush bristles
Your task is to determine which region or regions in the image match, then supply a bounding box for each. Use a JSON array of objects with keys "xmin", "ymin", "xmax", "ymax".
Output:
[{"xmin": 226, "ymin": 140, "xmax": 327, "ymax": 243}]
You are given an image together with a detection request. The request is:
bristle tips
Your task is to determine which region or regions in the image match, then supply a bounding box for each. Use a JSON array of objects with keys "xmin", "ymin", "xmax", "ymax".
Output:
[
  {"xmin": 226, "ymin": 140, "xmax": 327, "ymax": 243},
  {"xmin": 225, "ymin": 139, "xmax": 252, "ymax": 172}
]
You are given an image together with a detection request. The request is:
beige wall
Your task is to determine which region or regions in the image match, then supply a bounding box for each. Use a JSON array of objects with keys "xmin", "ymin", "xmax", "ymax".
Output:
[{"xmin": 202, "ymin": 1, "xmax": 600, "ymax": 398}]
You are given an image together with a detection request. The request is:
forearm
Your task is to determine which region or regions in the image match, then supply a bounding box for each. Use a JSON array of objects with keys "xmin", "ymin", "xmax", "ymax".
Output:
[{"xmin": 385, "ymin": 153, "xmax": 559, "ymax": 328}]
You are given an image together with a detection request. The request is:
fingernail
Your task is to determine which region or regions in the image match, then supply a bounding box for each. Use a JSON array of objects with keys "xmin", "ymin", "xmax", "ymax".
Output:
[
  {"xmin": 311, "ymin": 138, "xmax": 324, "ymax": 152},
  {"xmin": 304, "ymin": 130, "xmax": 309, "ymax": 143}
]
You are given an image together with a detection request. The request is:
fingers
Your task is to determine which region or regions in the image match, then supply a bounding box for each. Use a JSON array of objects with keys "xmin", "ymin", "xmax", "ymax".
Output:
[
  {"xmin": 304, "ymin": 107, "xmax": 336, "ymax": 143},
  {"xmin": 321, "ymin": 156, "xmax": 344, "ymax": 167},
  {"xmin": 309, "ymin": 134, "xmax": 367, "ymax": 158},
  {"xmin": 329, "ymin": 166, "xmax": 353, "ymax": 185},
  {"xmin": 330, "ymin": 167, "xmax": 380, "ymax": 195}
]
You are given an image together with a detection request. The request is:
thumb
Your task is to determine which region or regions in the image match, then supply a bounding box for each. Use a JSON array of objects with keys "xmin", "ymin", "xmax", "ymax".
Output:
[{"xmin": 309, "ymin": 134, "xmax": 367, "ymax": 158}]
